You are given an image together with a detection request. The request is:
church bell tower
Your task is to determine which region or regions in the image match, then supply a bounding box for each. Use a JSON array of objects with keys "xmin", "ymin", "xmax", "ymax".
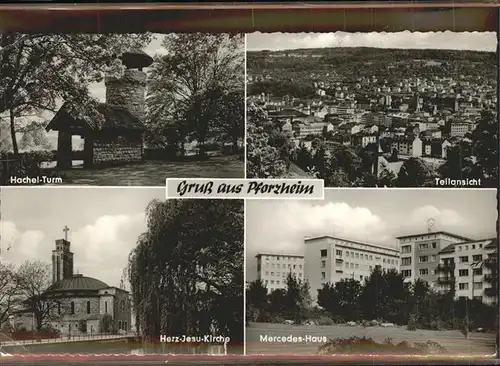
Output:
[{"xmin": 52, "ymin": 226, "xmax": 74, "ymax": 284}]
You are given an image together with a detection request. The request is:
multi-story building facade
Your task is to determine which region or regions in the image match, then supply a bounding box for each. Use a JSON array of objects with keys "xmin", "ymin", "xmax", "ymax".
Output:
[
  {"xmin": 437, "ymin": 238, "xmax": 498, "ymax": 304},
  {"xmin": 397, "ymin": 231, "xmax": 472, "ymax": 287},
  {"xmin": 303, "ymin": 236, "xmax": 399, "ymax": 302},
  {"xmin": 255, "ymin": 253, "xmax": 304, "ymax": 294}
]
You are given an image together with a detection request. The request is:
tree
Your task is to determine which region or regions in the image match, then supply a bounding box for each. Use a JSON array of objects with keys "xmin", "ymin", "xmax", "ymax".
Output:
[
  {"xmin": 0, "ymin": 263, "xmax": 19, "ymax": 326},
  {"xmin": 246, "ymin": 103, "xmax": 287, "ymax": 178},
  {"xmin": 0, "ymin": 33, "xmax": 152, "ymax": 155},
  {"xmin": 146, "ymin": 34, "xmax": 244, "ymax": 155},
  {"xmin": 247, "ymin": 279, "xmax": 268, "ymax": 310},
  {"xmin": 16, "ymin": 260, "xmax": 57, "ymax": 331},
  {"xmin": 268, "ymin": 289, "xmax": 287, "ymax": 315},
  {"xmin": 284, "ymin": 273, "xmax": 310, "ymax": 323},
  {"xmin": 100, "ymin": 314, "xmax": 114, "ymax": 333},
  {"xmin": 215, "ymin": 90, "xmax": 244, "ymax": 152},
  {"xmin": 333, "ymin": 278, "xmax": 363, "ymax": 321},
  {"xmin": 128, "ymin": 199, "xmax": 244, "ymax": 349},
  {"xmin": 470, "ymin": 111, "xmax": 498, "ymax": 187},
  {"xmin": 396, "ymin": 157, "xmax": 438, "ymax": 187}
]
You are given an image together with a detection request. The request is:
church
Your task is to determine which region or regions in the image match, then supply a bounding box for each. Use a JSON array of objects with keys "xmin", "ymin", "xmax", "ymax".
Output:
[{"xmin": 16, "ymin": 227, "xmax": 132, "ymax": 336}]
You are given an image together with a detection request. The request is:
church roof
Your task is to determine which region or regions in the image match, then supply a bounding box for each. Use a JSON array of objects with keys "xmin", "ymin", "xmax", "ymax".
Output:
[{"xmin": 46, "ymin": 275, "xmax": 109, "ymax": 293}]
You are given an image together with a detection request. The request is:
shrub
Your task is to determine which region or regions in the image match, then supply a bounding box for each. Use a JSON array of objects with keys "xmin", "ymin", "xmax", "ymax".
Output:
[
  {"xmin": 407, "ymin": 312, "xmax": 418, "ymax": 331},
  {"xmin": 318, "ymin": 336, "xmax": 447, "ymax": 355},
  {"xmin": 314, "ymin": 316, "xmax": 335, "ymax": 326},
  {"xmin": 331, "ymin": 315, "xmax": 345, "ymax": 324}
]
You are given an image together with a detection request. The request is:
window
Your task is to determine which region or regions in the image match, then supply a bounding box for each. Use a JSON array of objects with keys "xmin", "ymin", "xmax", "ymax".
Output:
[
  {"xmin": 458, "ymin": 283, "xmax": 469, "ymax": 290},
  {"xmin": 401, "ymin": 245, "xmax": 411, "ymax": 253},
  {"xmin": 473, "ymin": 268, "xmax": 483, "ymax": 276},
  {"xmin": 472, "ymin": 255, "xmax": 482, "ymax": 262},
  {"xmin": 345, "ymin": 262, "xmax": 349, "ymax": 268},
  {"xmin": 402, "ymin": 269, "xmax": 412, "ymax": 278},
  {"xmin": 321, "ymin": 272, "xmax": 326, "ymax": 280},
  {"xmin": 465, "ymin": 245, "xmax": 469, "ymax": 251},
  {"xmin": 419, "ymin": 243, "xmax": 429, "ymax": 250},
  {"xmin": 270, "ymin": 280, "xmax": 274, "ymax": 284},
  {"xmin": 419, "ymin": 268, "xmax": 429, "ymax": 275},
  {"xmin": 472, "ymin": 245, "xmax": 475, "ymax": 250},
  {"xmin": 369, "ymin": 255, "xmax": 373, "ymax": 260},
  {"xmin": 277, "ymin": 264, "xmax": 280, "ymax": 269},
  {"xmin": 432, "ymin": 242, "xmax": 437, "ymax": 249},
  {"xmin": 369, "ymin": 265, "xmax": 373, "ymax": 271},
  {"xmin": 431, "ymin": 255, "xmax": 437, "ymax": 262},
  {"xmin": 473, "ymin": 296, "xmax": 483, "ymax": 301},
  {"xmin": 299, "ymin": 265, "xmax": 302, "ymax": 269},
  {"xmin": 336, "ymin": 250, "xmax": 342, "ymax": 256},
  {"xmin": 321, "ymin": 260, "xmax": 326, "ymax": 268},
  {"xmin": 419, "ymin": 256, "xmax": 428, "ymax": 263},
  {"xmin": 350, "ymin": 263, "xmax": 354, "ymax": 268},
  {"xmin": 293, "ymin": 265, "xmax": 296, "ymax": 269},
  {"xmin": 70, "ymin": 301, "xmax": 75, "ymax": 315},
  {"xmin": 265, "ymin": 271, "xmax": 269, "ymax": 276},
  {"xmin": 105, "ymin": 301, "xmax": 108, "ymax": 313},
  {"xmin": 265, "ymin": 280, "xmax": 269, "ymax": 284},
  {"xmin": 458, "ymin": 246, "xmax": 462, "ymax": 251},
  {"xmin": 271, "ymin": 263, "xmax": 275, "ymax": 268},
  {"xmin": 459, "ymin": 256, "xmax": 469, "ymax": 263},
  {"xmin": 383, "ymin": 258, "xmax": 386, "ymax": 263},
  {"xmin": 271, "ymin": 272, "xmax": 274, "ymax": 276},
  {"xmin": 320, "ymin": 249, "xmax": 327, "ymax": 257},
  {"xmin": 355, "ymin": 264, "xmax": 359, "ymax": 269},
  {"xmin": 473, "ymin": 282, "xmax": 483, "ymax": 290},
  {"xmin": 86, "ymin": 301, "xmax": 91, "ymax": 314},
  {"xmin": 459, "ymin": 269, "xmax": 469, "ymax": 277},
  {"xmin": 355, "ymin": 253, "xmax": 359, "ymax": 259},
  {"xmin": 401, "ymin": 257, "xmax": 411, "ymax": 266},
  {"xmin": 359, "ymin": 275, "xmax": 363, "ymax": 281},
  {"xmin": 346, "ymin": 252, "xmax": 349, "ymax": 257},
  {"xmin": 58, "ymin": 302, "xmax": 61, "ymax": 315},
  {"xmin": 277, "ymin": 280, "xmax": 280, "ymax": 285}
]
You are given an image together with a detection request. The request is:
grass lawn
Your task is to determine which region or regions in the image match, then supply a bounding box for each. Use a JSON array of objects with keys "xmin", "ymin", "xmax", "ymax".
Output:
[{"xmin": 246, "ymin": 322, "xmax": 497, "ymax": 356}]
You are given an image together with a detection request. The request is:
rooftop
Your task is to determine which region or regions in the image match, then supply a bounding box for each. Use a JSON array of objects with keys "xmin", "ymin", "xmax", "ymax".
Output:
[
  {"xmin": 304, "ymin": 235, "xmax": 399, "ymax": 254},
  {"xmin": 438, "ymin": 238, "xmax": 497, "ymax": 255},
  {"xmin": 46, "ymin": 275, "xmax": 109, "ymax": 293},
  {"xmin": 396, "ymin": 231, "xmax": 472, "ymax": 241},
  {"xmin": 255, "ymin": 253, "xmax": 304, "ymax": 258}
]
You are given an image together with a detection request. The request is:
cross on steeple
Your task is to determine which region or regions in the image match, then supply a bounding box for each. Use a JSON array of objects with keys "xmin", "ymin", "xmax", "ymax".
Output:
[{"xmin": 63, "ymin": 225, "xmax": 70, "ymax": 241}]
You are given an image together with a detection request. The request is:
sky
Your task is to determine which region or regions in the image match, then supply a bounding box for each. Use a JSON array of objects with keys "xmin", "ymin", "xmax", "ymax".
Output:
[
  {"xmin": 0, "ymin": 187, "xmax": 165, "ymax": 290},
  {"xmin": 245, "ymin": 189, "xmax": 498, "ymax": 281},
  {"xmin": 246, "ymin": 31, "xmax": 497, "ymax": 52}
]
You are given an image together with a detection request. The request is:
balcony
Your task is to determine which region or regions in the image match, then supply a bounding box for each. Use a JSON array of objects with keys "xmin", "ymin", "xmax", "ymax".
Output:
[
  {"xmin": 436, "ymin": 276, "xmax": 455, "ymax": 285},
  {"xmin": 436, "ymin": 264, "xmax": 455, "ymax": 273},
  {"xmin": 335, "ymin": 269, "xmax": 343, "ymax": 273},
  {"xmin": 335, "ymin": 258, "xmax": 344, "ymax": 262}
]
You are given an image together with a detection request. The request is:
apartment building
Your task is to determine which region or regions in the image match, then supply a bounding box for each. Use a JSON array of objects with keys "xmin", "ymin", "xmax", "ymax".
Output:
[
  {"xmin": 303, "ymin": 236, "xmax": 399, "ymax": 302},
  {"xmin": 397, "ymin": 231, "xmax": 473, "ymax": 287},
  {"xmin": 437, "ymin": 238, "xmax": 498, "ymax": 304},
  {"xmin": 256, "ymin": 253, "xmax": 304, "ymax": 294}
]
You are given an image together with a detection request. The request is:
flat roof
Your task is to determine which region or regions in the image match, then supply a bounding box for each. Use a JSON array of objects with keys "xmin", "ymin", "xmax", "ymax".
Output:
[
  {"xmin": 255, "ymin": 253, "xmax": 304, "ymax": 258},
  {"xmin": 396, "ymin": 231, "xmax": 472, "ymax": 241},
  {"xmin": 438, "ymin": 238, "xmax": 497, "ymax": 254},
  {"xmin": 304, "ymin": 235, "xmax": 398, "ymax": 253}
]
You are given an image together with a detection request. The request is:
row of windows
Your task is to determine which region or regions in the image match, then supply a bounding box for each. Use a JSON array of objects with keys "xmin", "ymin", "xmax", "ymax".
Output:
[
  {"xmin": 459, "ymin": 254, "xmax": 483, "ymax": 263},
  {"xmin": 401, "ymin": 255, "xmax": 438, "ymax": 266},
  {"xmin": 264, "ymin": 256, "xmax": 302, "ymax": 261},
  {"xmin": 57, "ymin": 301, "xmax": 109, "ymax": 315},
  {"xmin": 458, "ymin": 282, "xmax": 484, "ymax": 290},
  {"xmin": 457, "ymin": 243, "xmax": 484, "ymax": 251},
  {"xmin": 321, "ymin": 249, "xmax": 398, "ymax": 265},
  {"xmin": 264, "ymin": 271, "xmax": 302, "ymax": 278},
  {"xmin": 265, "ymin": 263, "xmax": 302, "ymax": 270},
  {"xmin": 458, "ymin": 268, "xmax": 483, "ymax": 276}
]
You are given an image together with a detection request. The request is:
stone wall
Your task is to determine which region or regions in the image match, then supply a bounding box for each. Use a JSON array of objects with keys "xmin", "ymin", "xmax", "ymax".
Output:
[
  {"xmin": 105, "ymin": 69, "xmax": 147, "ymax": 121},
  {"xmin": 92, "ymin": 139, "xmax": 143, "ymax": 166},
  {"xmin": 50, "ymin": 296, "xmax": 100, "ymax": 335}
]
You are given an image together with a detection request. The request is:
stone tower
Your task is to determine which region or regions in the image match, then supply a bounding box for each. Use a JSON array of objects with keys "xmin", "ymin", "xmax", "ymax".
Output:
[
  {"xmin": 104, "ymin": 50, "xmax": 154, "ymax": 122},
  {"xmin": 52, "ymin": 227, "xmax": 74, "ymax": 284}
]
